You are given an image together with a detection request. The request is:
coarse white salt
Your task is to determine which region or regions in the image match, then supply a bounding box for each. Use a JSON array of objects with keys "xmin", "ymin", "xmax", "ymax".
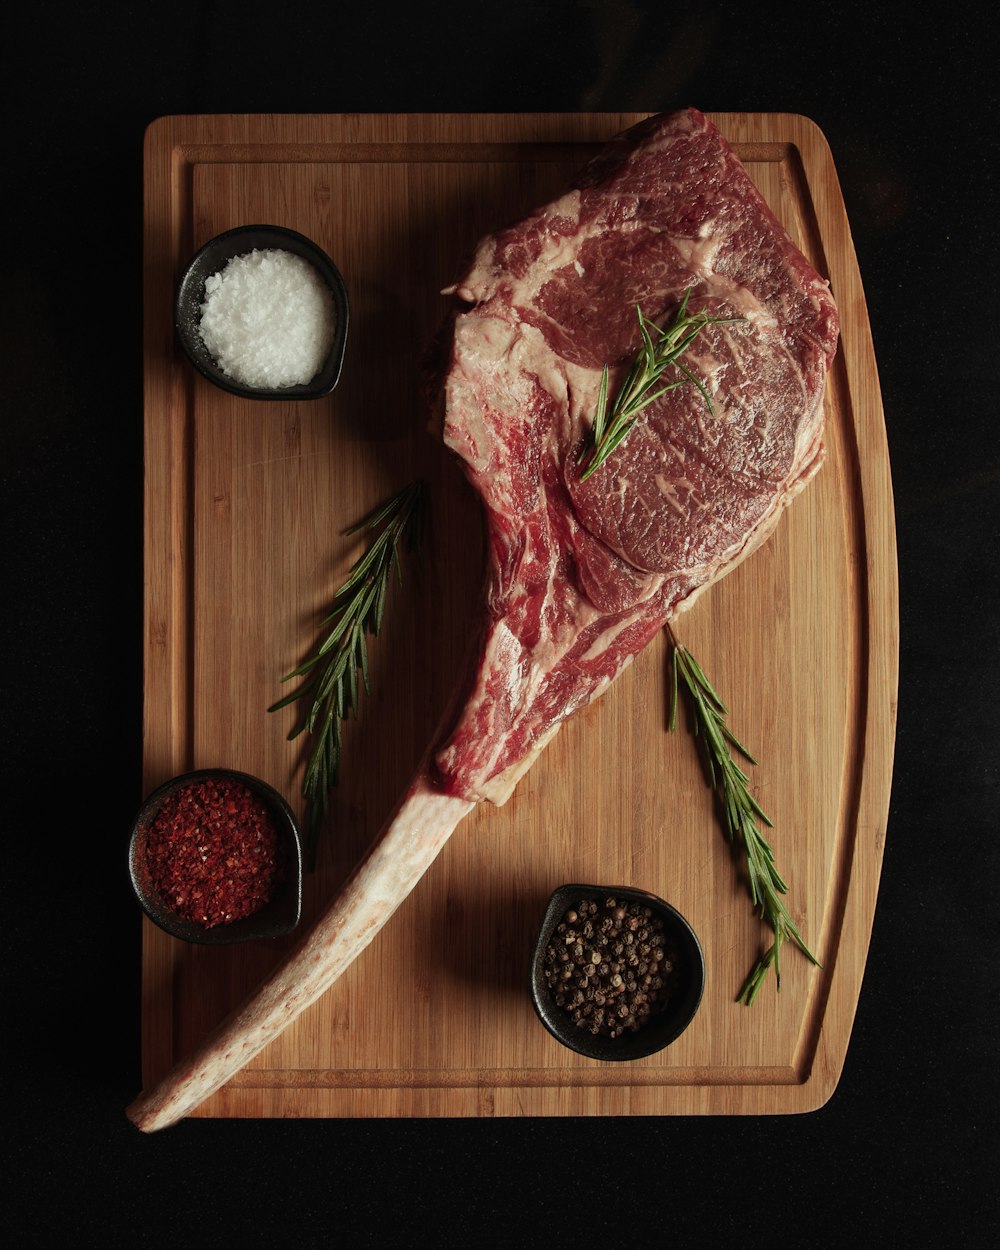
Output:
[{"xmin": 198, "ymin": 247, "xmax": 336, "ymax": 390}]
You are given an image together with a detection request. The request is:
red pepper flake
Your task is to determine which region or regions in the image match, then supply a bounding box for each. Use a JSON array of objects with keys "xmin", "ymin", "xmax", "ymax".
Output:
[{"xmin": 144, "ymin": 778, "xmax": 282, "ymax": 928}]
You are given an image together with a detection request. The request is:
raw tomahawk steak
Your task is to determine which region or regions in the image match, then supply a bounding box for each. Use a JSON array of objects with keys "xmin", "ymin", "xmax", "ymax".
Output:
[
  {"xmin": 432, "ymin": 106, "xmax": 838, "ymax": 803},
  {"xmin": 126, "ymin": 107, "xmax": 839, "ymax": 1131}
]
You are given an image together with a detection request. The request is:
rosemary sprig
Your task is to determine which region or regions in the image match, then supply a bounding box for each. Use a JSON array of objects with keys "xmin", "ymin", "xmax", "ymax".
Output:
[
  {"xmin": 668, "ymin": 632, "xmax": 821, "ymax": 1004},
  {"xmin": 577, "ymin": 290, "xmax": 740, "ymax": 481},
  {"xmin": 268, "ymin": 479, "xmax": 430, "ymax": 868}
]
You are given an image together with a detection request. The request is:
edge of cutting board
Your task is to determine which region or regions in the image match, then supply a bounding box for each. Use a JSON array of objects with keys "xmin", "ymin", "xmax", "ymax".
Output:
[{"xmin": 138, "ymin": 111, "xmax": 898, "ymax": 1117}]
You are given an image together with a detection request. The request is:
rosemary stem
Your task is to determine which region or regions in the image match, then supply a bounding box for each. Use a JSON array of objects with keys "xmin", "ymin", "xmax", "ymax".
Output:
[
  {"xmin": 667, "ymin": 624, "xmax": 820, "ymax": 1002},
  {"xmin": 578, "ymin": 292, "xmax": 743, "ymax": 481},
  {"xmin": 268, "ymin": 479, "xmax": 429, "ymax": 868}
]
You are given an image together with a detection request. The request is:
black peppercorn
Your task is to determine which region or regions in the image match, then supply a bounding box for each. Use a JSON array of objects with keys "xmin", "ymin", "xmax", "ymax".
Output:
[{"xmin": 540, "ymin": 895, "xmax": 681, "ymax": 1039}]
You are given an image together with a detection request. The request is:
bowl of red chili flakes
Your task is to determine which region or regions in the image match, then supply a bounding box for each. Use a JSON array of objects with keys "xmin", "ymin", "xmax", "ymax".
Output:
[{"xmin": 128, "ymin": 768, "xmax": 303, "ymax": 945}]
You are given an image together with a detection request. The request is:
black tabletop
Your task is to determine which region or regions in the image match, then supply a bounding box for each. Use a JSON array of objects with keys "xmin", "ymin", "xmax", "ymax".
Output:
[{"xmin": 5, "ymin": 2, "xmax": 997, "ymax": 1244}]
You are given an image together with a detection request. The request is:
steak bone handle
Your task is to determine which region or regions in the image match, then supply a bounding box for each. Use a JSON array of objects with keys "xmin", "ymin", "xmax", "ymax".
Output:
[{"xmin": 126, "ymin": 776, "xmax": 474, "ymax": 1133}]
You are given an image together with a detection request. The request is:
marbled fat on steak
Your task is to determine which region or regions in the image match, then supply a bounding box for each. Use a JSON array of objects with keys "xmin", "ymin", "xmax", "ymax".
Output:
[
  {"xmin": 126, "ymin": 107, "xmax": 839, "ymax": 1131},
  {"xmin": 433, "ymin": 106, "xmax": 839, "ymax": 804}
]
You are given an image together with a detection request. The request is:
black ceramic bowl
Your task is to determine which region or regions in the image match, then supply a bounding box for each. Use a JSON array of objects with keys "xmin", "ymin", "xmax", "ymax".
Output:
[
  {"xmin": 530, "ymin": 883, "xmax": 705, "ymax": 1061},
  {"xmin": 174, "ymin": 224, "xmax": 350, "ymax": 400},
  {"xmin": 128, "ymin": 768, "xmax": 303, "ymax": 946}
]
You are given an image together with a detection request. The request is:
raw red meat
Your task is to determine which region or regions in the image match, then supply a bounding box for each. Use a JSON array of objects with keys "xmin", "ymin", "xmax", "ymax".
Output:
[{"xmin": 433, "ymin": 105, "xmax": 838, "ymax": 803}]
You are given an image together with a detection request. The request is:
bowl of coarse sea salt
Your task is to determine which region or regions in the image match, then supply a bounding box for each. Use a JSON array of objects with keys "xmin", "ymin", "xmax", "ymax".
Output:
[{"xmin": 174, "ymin": 224, "xmax": 350, "ymax": 400}]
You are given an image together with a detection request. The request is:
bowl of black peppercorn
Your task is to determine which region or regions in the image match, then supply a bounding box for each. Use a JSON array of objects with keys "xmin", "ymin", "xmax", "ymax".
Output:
[{"xmin": 530, "ymin": 883, "xmax": 705, "ymax": 1061}]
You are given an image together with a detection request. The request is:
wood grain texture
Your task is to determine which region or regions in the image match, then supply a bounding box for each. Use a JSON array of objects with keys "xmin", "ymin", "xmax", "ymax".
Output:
[{"xmin": 140, "ymin": 111, "xmax": 897, "ymax": 1117}]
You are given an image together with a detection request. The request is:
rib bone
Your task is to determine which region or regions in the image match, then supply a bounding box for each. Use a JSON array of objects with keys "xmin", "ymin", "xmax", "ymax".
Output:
[{"xmin": 126, "ymin": 777, "xmax": 474, "ymax": 1132}]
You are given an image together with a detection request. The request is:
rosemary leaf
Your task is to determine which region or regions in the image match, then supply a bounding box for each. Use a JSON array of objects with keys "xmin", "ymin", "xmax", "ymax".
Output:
[
  {"xmin": 269, "ymin": 479, "xmax": 430, "ymax": 869},
  {"xmin": 668, "ymin": 631, "xmax": 821, "ymax": 1003},
  {"xmin": 578, "ymin": 292, "xmax": 743, "ymax": 481}
]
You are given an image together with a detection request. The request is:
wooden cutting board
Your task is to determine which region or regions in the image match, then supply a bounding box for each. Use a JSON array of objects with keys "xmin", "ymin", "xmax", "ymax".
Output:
[{"xmin": 140, "ymin": 112, "xmax": 897, "ymax": 1117}]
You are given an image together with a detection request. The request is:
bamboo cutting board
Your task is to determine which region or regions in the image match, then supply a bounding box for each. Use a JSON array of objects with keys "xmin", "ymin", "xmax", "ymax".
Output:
[{"xmin": 140, "ymin": 112, "xmax": 897, "ymax": 1118}]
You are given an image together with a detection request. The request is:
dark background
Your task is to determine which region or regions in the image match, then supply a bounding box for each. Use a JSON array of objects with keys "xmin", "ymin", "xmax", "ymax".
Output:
[{"xmin": 4, "ymin": 1, "xmax": 997, "ymax": 1244}]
